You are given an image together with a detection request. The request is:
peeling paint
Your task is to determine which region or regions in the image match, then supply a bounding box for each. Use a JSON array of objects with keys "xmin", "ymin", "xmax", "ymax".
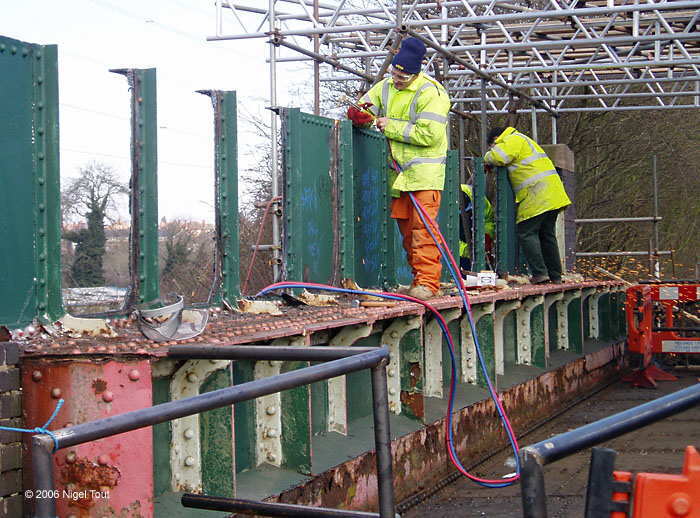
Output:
[
  {"xmin": 60, "ymin": 458, "xmax": 120, "ymax": 509},
  {"xmin": 269, "ymin": 342, "xmax": 625, "ymax": 512}
]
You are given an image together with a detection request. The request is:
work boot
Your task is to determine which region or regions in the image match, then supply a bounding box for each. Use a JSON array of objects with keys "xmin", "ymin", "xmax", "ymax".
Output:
[
  {"xmin": 529, "ymin": 275, "xmax": 550, "ymax": 285},
  {"xmin": 407, "ymin": 285, "xmax": 435, "ymax": 300}
]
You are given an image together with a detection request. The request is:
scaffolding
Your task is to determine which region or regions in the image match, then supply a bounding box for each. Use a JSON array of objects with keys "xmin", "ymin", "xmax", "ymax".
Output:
[
  {"xmin": 210, "ymin": 0, "xmax": 700, "ymax": 116},
  {"xmin": 208, "ymin": 0, "xmax": 700, "ymax": 279}
]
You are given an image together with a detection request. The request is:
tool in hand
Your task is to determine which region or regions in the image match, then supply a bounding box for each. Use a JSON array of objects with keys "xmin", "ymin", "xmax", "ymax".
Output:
[{"xmin": 341, "ymin": 95, "xmax": 375, "ymax": 128}]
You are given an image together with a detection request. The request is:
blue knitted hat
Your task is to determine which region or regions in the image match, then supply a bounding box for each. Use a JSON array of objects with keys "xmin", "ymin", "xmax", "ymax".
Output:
[{"xmin": 392, "ymin": 37, "xmax": 426, "ymax": 74}]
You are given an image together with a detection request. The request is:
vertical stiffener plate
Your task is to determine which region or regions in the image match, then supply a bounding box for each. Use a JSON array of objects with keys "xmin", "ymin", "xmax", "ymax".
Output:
[
  {"xmin": 211, "ymin": 90, "xmax": 240, "ymax": 302},
  {"xmin": 0, "ymin": 36, "xmax": 63, "ymax": 326}
]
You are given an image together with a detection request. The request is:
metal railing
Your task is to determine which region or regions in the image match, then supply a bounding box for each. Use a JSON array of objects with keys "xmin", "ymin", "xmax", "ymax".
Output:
[
  {"xmin": 31, "ymin": 346, "xmax": 395, "ymax": 518},
  {"xmin": 518, "ymin": 383, "xmax": 700, "ymax": 518}
]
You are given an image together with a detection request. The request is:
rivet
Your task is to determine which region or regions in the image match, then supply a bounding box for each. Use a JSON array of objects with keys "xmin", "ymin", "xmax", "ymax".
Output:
[
  {"xmin": 468, "ymin": 376, "xmax": 475, "ymax": 383},
  {"xmin": 523, "ymin": 345, "xmax": 529, "ymax": 351},
  {"xmin": 174, "ymin": 473, "xmax": 181, "ymax": 481},
  {"xmin": 186, "ymin": 372, "xmax": 198, "ymax": 383},
  {"xmin": 209, "ymin": 359, "xmax": 218, "ymax": 364},
  {"xmin": 184, "ymin": 428, "xmax": 194, "ymax": 440},
  {"xmin": 65, "ymin": 452, "xmax": 77, "ymax": 464},
  {"xmin": 266, "ymin": 453, "xmax": 277, "ymax": 463},
  {"xmin": 32, "ymin": 370, "xmax": 43, "ymax": 382},
  {"xmin": 266, "ymin": 428, "xmax": 278, "ymax": 438},
  {"xmin": 50, "ymin": 387, "xmax": 61, "ymax": 399},
  {"xmin": 265, "ymin": 406, "xmax": 277, "ymax": 416},
  {"xmin": 22, "ymin": 47, "xmax": 29, "ymax": 57},
  {"xmin": 390, "ymin": 331, "xmax": 399, "ymax": 339},
  {"xmin": 97, "ymin": 454, "xmax": 110, "ymax": 466},
  {"xmin": 387, "ymin": 368, "xmax": 395, "ymax": 377},
  {"xmin": 67, "ymin": 514, "xmax": 77, "ymax": 518},
  {"xmin": 128, "ymin": 369, "xmax": 140, "ymax": 381},
  {"xmin": 184, "ymin": 456, "xmax": 195, "ymax": 467},
  {"xmin": 102, "ymin": 391, "xmax": 114, "ymax": 403},
  {"xmin": 10, "ymin": 46, "xmax": 17, "ymax": 54},
  {"xmin": 268, "ymin": 361, "xmax": 276, "ymax": 367},
  {"xmin": 388, "ymin": 388, "xmax": 396, "ymax": 395},
  {"xmin": 0, "ymin": 44, "xmax": 5, "ymax": 52}
]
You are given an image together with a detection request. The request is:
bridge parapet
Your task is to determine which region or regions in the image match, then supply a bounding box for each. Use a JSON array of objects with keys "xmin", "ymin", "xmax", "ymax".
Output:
[{"xmin": 17, "ymin": 280, "xmax": 625, "ymax": 516}]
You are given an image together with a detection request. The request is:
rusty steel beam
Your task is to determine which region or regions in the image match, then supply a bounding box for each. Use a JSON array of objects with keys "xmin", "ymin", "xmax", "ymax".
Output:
[{"xmin": 31, "ymin": 349, "xmax": 390, "ymax": 518}]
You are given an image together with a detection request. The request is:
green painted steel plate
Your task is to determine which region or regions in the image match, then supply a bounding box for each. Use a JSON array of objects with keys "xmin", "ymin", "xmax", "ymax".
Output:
[
  {"xmin": 283, "ymin": 109, "xmax": 338, "ymax": 284},
  {"xmin": 0, "ymin": 36, "xmax": 39, "ymax": 327},
  {"xmin": 352, "ymin": 128, "xmax": 390, "ymax": 288}
]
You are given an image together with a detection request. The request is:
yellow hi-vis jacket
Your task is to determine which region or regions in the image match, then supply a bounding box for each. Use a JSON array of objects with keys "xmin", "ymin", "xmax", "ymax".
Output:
[
  {"xmin": 360, "ymin": 73, "xmax": 451, "ymax": 198},
  {"xmin": 484, "ymin": 127, "xmax": 571, "ymax": 224},
  {"xmin": 459, "ymin": 184, "xmax": 495, "ymax": 259}
]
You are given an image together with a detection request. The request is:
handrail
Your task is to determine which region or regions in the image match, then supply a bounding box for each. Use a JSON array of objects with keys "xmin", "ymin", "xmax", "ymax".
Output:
[
  {"xmin": 31, "ymin": 347, "xmax": 394, "ymax": 518},
  {"xmin": 168, "ymin": 344, "xmax": 384, "ymax": 361},
  {"xmin": 519, "ymin": 383, "xmax": 700, "ymax": 518},
  {"xmin": 181, "ymin": 493, "xmax": 396, "ymax": 517}
]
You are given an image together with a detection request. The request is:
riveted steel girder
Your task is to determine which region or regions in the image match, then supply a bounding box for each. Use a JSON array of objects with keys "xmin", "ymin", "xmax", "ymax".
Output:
[
  {"xmin": 0, "ymin": 37, "xmax": 63, "ymax": 326},
  {"xmin": 111, "ymin": 68, "xmax": 160, "ymax": 307}
]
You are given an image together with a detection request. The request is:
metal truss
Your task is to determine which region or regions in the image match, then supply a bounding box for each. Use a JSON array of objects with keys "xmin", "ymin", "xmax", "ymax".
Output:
[{"xmin": 211, "ymin": 0, "xmax": 700, "ymax": 116}]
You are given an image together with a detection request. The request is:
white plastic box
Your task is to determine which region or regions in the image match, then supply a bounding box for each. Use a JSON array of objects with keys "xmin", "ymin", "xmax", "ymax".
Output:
[{"xmin": 477, "ymin": 271, "xmax": 497, "ymax": 286}]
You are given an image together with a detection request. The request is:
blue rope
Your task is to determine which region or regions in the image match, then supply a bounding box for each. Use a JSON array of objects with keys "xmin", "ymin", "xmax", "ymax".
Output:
[{"xmin": 0, "ymin": 399, "xmax": 64, "ymax": 452}]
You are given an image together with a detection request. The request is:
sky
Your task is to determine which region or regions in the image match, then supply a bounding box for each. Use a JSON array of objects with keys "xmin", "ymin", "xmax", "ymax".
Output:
[{"xmin": 1, "ymin": 0, "xmax": 311, "ymax": 223}]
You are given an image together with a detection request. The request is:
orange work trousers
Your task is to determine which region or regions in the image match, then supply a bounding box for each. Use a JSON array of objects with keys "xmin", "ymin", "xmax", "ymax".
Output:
[{"xmin": 390, "ymin": 190, "xmax": 442, "ymax": 293}]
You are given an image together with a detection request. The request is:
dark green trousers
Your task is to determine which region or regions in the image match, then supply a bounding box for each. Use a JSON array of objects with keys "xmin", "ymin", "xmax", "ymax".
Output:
[{"xmin": 517, "ymin": 209, "xmax": 563, "ymax": 281}]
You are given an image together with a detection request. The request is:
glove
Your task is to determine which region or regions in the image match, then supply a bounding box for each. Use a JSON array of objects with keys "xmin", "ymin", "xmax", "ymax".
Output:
[{"xmin": 347, "ymin": 103, "xmax": 374, "ymax": 128}]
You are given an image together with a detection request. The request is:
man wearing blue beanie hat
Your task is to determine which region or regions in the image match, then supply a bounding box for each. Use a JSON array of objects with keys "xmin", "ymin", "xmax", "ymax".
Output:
[
  {"xmin": 391, "ymin": 37, "xmax": 427, "ymax": 75},
  {"xmin": 348, "ymin": 37, "xmax": 451, "ymax": 299}
]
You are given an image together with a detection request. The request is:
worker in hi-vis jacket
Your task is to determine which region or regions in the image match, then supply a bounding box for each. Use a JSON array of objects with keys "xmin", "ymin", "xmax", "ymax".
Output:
[
  {"xmin": 459, "ymin": 183, "xmax": 495, "ymax": 272},
  {"xmin": 484, "ymin": 127, "xmax": 571, "ymax": 284},
  {"xmin": 347, "ymin": 37, "xmax": 451, "ymax": 300}
]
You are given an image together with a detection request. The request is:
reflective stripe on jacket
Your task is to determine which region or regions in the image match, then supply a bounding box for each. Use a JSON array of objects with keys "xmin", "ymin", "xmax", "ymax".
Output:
[
  {"xmin": 483, "ymin": 127, "xmax": 571, "ymax": 223},
  {"xmin": 360, "ymin": 73, "xmax": 451, "ymax": 197},
  {"xmin": 459, "ymin": 184, "xmax": 495, "ymax": 258}
]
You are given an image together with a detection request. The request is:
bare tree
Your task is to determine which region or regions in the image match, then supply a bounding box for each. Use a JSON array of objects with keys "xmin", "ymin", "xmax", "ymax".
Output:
[{"xmin": 61, "ymin": 162, "xmax": 128, "ymax": 287}]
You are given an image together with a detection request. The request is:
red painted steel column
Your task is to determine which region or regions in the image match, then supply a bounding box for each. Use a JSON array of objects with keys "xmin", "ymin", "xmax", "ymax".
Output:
[{"xmin": 23, "ymin": 359, "xmax": 153, "ymax": 517}]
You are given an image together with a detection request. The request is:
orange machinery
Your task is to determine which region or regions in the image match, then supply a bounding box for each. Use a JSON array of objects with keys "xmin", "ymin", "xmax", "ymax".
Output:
[
  {"xmin": 625, "ymin": 283, "xmax": 700, "ymax": 387},
  {"xmin": 588, "ymin": 446, "xmax": 700, "ymax": 518}
]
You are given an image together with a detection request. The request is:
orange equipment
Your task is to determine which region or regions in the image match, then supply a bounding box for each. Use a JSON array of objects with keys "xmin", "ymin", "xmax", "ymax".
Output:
[
  {"xmin": 587, "ymin": 446, "xmax": 700, "ymax": 518},
  {"xmin": 616, "ymin": 446, "xmax": 700, "ymax": 518},
  {"xmin": 624, "ymin": 283, "xmax": 700, "ymax": 388}
]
